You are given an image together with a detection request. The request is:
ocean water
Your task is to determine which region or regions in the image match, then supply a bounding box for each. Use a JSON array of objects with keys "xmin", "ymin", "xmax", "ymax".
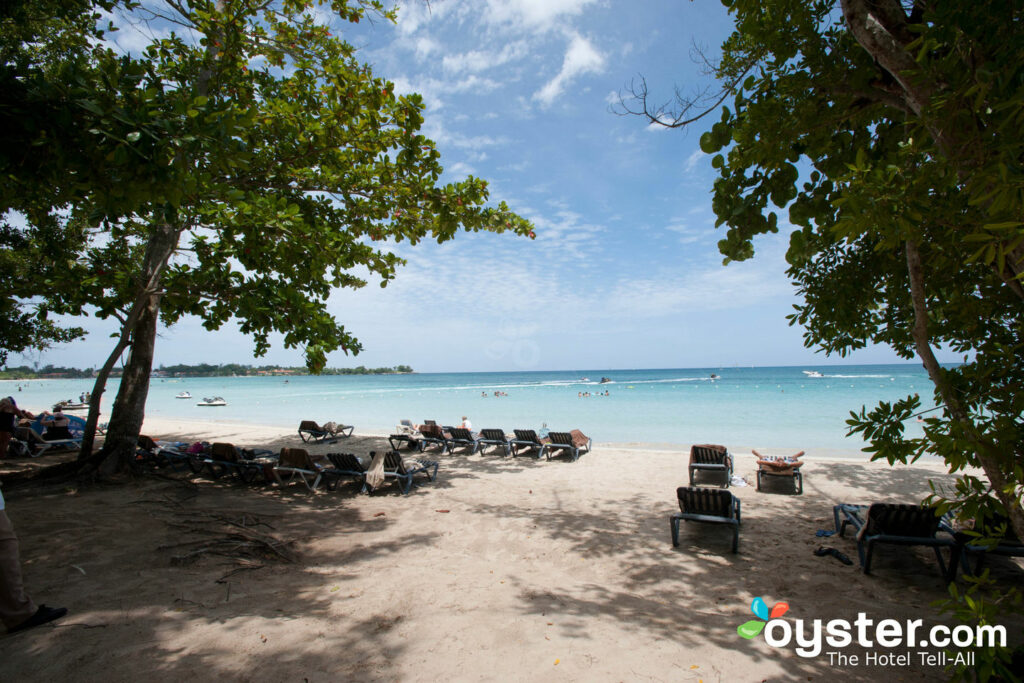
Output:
[{"xmin": 2, "ymin": 364, "xmax": 939, "ymax": 456}]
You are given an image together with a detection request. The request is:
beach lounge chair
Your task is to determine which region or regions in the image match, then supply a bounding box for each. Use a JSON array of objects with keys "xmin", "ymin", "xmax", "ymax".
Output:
[
  {"xmin": 396, "ymin": 419, "xmax": 418, "ymax": 436},
  {"xmin": 272, "ymin": 447, "xmax": 326, "ymax": 492},
  {"xmin": 540, "ymin": 430, "xmax": 592, "ymax": 462},
  {"xmin": 688, "ymin": 444, "xmax": 733, "ymax": 487},
  {"xmin": 136, "ymin": 435, "xmax": 189, "ymax": 471},
  {"xmin": 297, "ymin": 420, "xmax": 332, "ymax": 443},
  {"xmin": 510, "ymin": 429, "xmax": 546, "ymax": 458},
  {"xmin": 27, "ymin": 416, "xmax": 83, "ymax": 455},
  {"xmin": 948, "ymin": 513, "xmax": 1024, "ymax": 581},
  {"xmin": 833, "ymin": 503, "xmax": 956, "ymax": 576},
  {"xmin": 755, "ymin": 453, "xmax": 803, "ymax": 494},
  {"xmin": 322, "ymin": 420, "xmax": 354, "ymax": 438},
  {"xmin": 323, "ymin": 452, "xmax": 369, "ymax": 492},
  {"xmin": 417, "ymin": 423, "xmax": 451, "ymax": 454},
  {"xmin": 381, "ymin": 450, "xmax": 439, "ymax": 494},
  {"xmin": 208, "ymin": 442, "xmax": 268, "ymax": 483},
  {"xmin": 477, "ymin": 429, "xmax": 513, "ymax": 457},
  {"xmin": 447, "ymin": 427, "xmax": 479, "ymax": 454},
  {"xmin": 671, "ymin": 486, "xmax": 742, "ymax": 553}
]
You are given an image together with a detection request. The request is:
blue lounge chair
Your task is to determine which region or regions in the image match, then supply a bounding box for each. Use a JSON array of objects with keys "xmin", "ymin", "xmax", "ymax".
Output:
[
  {"xmin": 447, "ymin": 427, "xmax": 479, "ymax": 454},
  {"xmin": 540, "ymin": 430, "xmax": 591, "ymax": 462},
  {"xmin": 417, "ymin": 424, "xmax": 451, "ymax": 454},
  {"xmin": 382, "ymin": 450, "xmax": 439, "ymax": 494},
  {"xmin": 324, "ymin": 452, "xmax": 369, "ymax": 492},
  {"xmin": 833, "ymin": 503, "xmax": 956, "ymax": 576},
  {"xmin": 477, "ymin": 429, "xmax": 513, "ymax": 457},
  {"xmin": 688, "ymin": 444, "xmax": 732, "ymax": 487},
  {"xmin": 671, "ymin": 486, "xmax": 741, "ymax": 553},
  {"xmin": 510, "ymin": 429, "xmax": 545, "ymax": 458}
]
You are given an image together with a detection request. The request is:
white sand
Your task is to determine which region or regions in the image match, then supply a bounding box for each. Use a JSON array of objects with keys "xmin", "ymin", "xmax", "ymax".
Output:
[{"xmin": 0, "ymin": 418, "xmax": 1018, "ymax": 682}]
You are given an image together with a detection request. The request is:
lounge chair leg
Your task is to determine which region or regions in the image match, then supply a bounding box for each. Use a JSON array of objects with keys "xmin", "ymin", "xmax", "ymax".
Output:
[
  {"xmin": 861, "ymin": 540, "xmax": 872, "ymax": 574},
  {"xmin": 732, "ymin": 526, "xmax": 739, "ymax": 553}
]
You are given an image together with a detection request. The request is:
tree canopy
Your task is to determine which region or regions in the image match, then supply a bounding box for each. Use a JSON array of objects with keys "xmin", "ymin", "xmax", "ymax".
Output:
[
  {"xmin": 628, "ymin": 2, "xmax": 1022, "ymax": 673},
  {"xmin": 1, "ymin": 0, "xmax": 532, "ymax": 467}
]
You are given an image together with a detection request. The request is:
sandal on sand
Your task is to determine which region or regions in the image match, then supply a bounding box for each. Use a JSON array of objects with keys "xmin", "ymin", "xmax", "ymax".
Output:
[
  {"xmin": 814, "ymin": 546, "xmax": 853, "ymax": 565},
  {"xmin": 815, "ymin": 529, "xmax": 835, "ymax": 537}
]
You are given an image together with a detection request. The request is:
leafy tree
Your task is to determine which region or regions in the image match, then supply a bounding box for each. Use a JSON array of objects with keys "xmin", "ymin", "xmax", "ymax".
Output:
[
  {"xmin": 625, "ymin": 2, "xmax": 1022, "ymax": 674},
  {"xmin": 4, "ymin": 0, "xmax": 532, "ymax": 473}
]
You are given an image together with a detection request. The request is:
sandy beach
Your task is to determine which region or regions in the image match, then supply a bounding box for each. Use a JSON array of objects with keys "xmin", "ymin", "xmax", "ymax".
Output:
[{"xmin": 1, "ymin": 418, "xmax": 1020, "ymax": 682}]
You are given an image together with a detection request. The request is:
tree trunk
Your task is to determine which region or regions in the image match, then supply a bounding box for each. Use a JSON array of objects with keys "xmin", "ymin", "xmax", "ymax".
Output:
[
  {"xmin": 78, "ymin": 324, "xmax": 131, "ymax": 459},
  {"xmin": 93, "ymin": 220, "xmax": 180, "ymax": 476},
  {"xmin": 98, "ymin": 296, "xmax": 161, "ymax": 476},
  {"xmin": 905, "ymin": 240, "xmax": 1024, "ymax": 542}
]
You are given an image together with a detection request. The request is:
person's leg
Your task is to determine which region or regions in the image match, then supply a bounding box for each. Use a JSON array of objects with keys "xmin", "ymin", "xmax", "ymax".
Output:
[
  {"xmin": 0, "ymin": 509, "xmax": 37, "ymax": 631},
  {"xmin": 0, "ymin": 431, "xmax": 11, "ymax": 458}
]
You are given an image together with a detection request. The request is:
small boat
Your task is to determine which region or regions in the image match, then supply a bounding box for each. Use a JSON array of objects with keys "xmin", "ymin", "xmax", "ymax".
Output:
[
  {"xmin": 710, "ymin": 373, "xmax": 719, "ymax": 379},
  {"xmin": 53, "ymin": 400, "xmax": 88, "ymax": 411},
  {"xmin": 175, "ymin": 391, "xmax": 192, "ymax": 399},
  {"xmin": 196, "ymin": 396, "xmax": 227, "ymax": 407},
  {"xmin": 802, "ymin": 370, "xmax": 824, "ymax": 378},
  {"xmin": 599, "ymin": 377, "xmax": 612, "ymax": 384}
]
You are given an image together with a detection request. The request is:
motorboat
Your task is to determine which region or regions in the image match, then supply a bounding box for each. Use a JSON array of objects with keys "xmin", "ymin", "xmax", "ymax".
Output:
[
  {"xmin": 196, "ymin": 396, "xmax": 227, "ymax": 407},
  {"xmin": 175, "ymin": 391, "xmax": 192, "ymax": 399},
  {"xmin": 802, "ymin": 370, "xmax": 824, "ymax": 378},
  {"xmin": 599, "ymin": 377, "xmax": 612, "ymax": 384},
  {"xmin": 52, "ymin": 400, "xmax": 88, "ymax": 411}
]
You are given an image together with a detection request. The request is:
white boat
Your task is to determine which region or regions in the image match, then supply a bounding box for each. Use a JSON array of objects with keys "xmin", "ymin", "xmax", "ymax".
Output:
[
  {"xmin": 53, "ymin": 400, "xmax": 88, "ymax": 411},
  {"xmin": 175, "ymin": 391, "xmax": 192, "ymax": 399},
  {"xmin": 802, "ymin": 370, "xmax": 824, "ymax": 378},
  {"xmin": 196, "ymin": 396, "xmax": 227, "ymax": 407}
]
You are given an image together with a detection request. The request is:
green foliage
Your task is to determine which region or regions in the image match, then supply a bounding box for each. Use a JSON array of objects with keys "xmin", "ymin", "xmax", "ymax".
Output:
[
  {"xmin": 694, "ymin": 1, "xmax": 1024, "ymax": 675},
  {"xmin": 1, "ymin": 0, "xmax": 533, "ymax": 372}
]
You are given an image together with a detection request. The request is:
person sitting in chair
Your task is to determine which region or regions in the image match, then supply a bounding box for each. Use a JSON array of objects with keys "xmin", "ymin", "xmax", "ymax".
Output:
[{"xmin": 41, "ymin": 408, "xmax": 73, "ymax": 442}]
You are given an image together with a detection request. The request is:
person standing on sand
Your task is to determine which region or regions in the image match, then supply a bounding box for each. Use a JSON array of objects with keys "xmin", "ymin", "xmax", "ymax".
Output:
[{"xmin": 0, "ymin": 483, "xmax": 68, "ymax": 633}]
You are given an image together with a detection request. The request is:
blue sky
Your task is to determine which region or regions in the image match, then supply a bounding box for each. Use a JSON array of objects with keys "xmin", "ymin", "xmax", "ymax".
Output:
[{"xmin": 14, "ymin": 0, "xmax": 960, "ymax": 373}]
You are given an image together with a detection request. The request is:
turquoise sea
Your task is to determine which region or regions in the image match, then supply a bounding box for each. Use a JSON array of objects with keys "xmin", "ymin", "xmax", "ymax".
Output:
[{"xmin": 2, "ymin": 364, "xmax": 939, "ymax": 456}]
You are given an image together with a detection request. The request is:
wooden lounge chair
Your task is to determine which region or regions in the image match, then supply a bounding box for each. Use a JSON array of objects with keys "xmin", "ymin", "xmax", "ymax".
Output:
[
  {"xmin": 477, "ymin": 429, "xmax": 512, "ymax": 457},
  {"xmin": 417, "ymin": 423, "xmax": 451, "ymax": 454},
  {"xmin": 833, "ymin": 503, "xmax": 956, "ymax": 576},
  {"xmin": 324, "ymin": 452, "xmax": 368, "ymax": 491},
  {"xmin": 447, "ymin": 427, "xmax": 479, "ymax": 454},
  {"xmin": 540, "ymin": 430, "xmax": 591, "ymax": 462},
  {"xmin": 381, "ymin": 450, "xmax": 439, "ymax": 494},
  {"xmin": 671, "ymin": 486, "xmax": 742, "ymax": 553},
  {"xmin": 272, "ymin": 447, "xmax": 326, "ymax": 491},
  {"xmin": 688, "ymin": 444, "xmax": 733, "ymax": 487},
  {"xmin": 510, "ymin": 429, "xmax": 546, "ymax": 458}
]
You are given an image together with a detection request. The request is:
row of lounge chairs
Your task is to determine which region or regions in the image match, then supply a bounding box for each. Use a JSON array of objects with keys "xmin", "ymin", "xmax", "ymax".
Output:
[
  {"xmin": 392, "ymin": 422, "xmax": 592, "ymax": 462},
  {"xmin": 136, "ymin": 437, "xmax": 436, "ymax": 495}
]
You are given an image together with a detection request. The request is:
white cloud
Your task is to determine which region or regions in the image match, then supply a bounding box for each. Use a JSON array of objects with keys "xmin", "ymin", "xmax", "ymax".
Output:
[
  {"xmin": 442, "ymin": 41, "xmax": 529, "ymax": 74},
  {"xmin": 683, "ymin": 149, "xmax": 705, "ymax": 173},
  {"xmin": 534, "ymin": 34, "xmax": 606, "ymax": 107},
  {"xmin": 483, "ymin": 0, "xmax": 603, "ymax": 32}
]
